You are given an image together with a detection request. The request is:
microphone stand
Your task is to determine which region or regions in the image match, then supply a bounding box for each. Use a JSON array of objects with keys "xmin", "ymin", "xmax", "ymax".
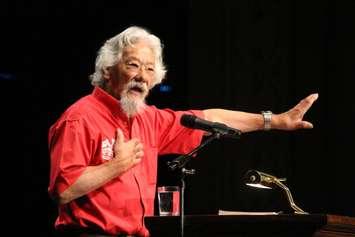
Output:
[{"xmin": 167, "ymin": 132, "xmax": 222, "ymax": 237}]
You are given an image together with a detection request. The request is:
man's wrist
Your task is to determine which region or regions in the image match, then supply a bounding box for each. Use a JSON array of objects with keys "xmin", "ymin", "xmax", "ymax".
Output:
[{"xmin": 261, "ymin": 111, "xmax": 272, "ymax": 131}]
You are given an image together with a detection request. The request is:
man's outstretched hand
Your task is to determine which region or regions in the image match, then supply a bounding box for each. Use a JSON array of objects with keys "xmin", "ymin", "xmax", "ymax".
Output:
[{"xmin": 273, "ymin": 93, "xmax": 319, "ymax": 130}]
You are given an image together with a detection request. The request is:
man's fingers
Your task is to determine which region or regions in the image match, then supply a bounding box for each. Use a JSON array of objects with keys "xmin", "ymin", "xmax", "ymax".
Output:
[
  {"xmin": 295, "ymin": 93, "xmax": 319, "ymax": 115},
  {"xmin": 116, "ymin": 128, "xmax": 124, "ymax": 144},
  {"xmin": 135, "ymin": 151, "xmax": 144, "ymax": 159},
  {"xmin": 306, "ymin": 93, "xmax": 319, "ymax": 107},
  {"xmin": 132, "ymin": 157, "xmax": 142, "ymax": 166},
  {"xmin": 129, "ymin": 138, "xmax": 140, "ymax": 145},
  {"xmin": 131, "ymin": 151, "xmax": 143, "ymax": 166},
  {"xmin": 135, "ymin": 143, "xmax": 143, "ymax": 151},
  {"xmin": 298, "ymin": 121, "xmax": 314, "ymax": 129}
]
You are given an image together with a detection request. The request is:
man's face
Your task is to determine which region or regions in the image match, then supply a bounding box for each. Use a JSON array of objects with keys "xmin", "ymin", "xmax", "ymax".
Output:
[
  {"xmin": 103, "ymin": 40, "xmax": 156, "ymax": 116},
  {"xmin": 104, "ymin": 40, "xmax": 156, "ymax": 101}
]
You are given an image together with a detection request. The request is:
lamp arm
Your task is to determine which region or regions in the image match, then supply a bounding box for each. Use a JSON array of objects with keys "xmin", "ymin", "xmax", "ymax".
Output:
[{"xmin": 273, "ymin": 179, "xmax": 308, "ymax": 215}]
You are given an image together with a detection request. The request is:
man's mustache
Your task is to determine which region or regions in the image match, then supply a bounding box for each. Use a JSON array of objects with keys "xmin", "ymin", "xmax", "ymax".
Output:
[{"xmin": 126, "ymin": 81, "xmax": 148, "ymax": 94}]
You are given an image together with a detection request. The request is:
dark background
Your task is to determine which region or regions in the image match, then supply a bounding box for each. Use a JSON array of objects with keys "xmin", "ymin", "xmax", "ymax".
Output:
[{"xmin": 4, "ymin": 0, "xmax": 354, "ymax": 236}]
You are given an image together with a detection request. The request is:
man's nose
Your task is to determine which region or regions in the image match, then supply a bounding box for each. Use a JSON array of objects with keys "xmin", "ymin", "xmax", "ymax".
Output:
[{"xmin": 135, "ymin": 68, "xmax": 151, "ymax": 85}]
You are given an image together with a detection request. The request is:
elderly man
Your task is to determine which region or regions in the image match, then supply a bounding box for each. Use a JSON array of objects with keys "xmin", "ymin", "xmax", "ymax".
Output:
[{"xmin": 48, "ymin": 26, "xmax": 318, "ymax": 236}]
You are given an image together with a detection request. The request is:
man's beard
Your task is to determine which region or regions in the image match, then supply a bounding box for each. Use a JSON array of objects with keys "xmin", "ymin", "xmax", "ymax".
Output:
[{"xmin": 120, "ymin": 80, "xmax": 149, "ymax": 117}]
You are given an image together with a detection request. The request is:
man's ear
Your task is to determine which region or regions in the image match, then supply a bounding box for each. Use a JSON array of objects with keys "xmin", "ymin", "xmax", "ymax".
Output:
[{"xmin": 102, "ymin": 67, "xmax": 111, "ymax": 80}]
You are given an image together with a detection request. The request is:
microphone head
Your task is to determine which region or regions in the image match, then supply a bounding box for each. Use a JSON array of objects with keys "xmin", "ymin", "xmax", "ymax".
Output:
[
  {"xmin": 180, "ymin": 114, "xmax": 242, "ymax": 139},
  {"xmin": 180, "ymin": 114, "xmax": 197, "ymax": 129}
]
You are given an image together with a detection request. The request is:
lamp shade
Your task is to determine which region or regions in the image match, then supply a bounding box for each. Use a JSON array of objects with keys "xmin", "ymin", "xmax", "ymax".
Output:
[{"xmin": 243, "ymin": 170, "xmax": 308, "ymax": 215}]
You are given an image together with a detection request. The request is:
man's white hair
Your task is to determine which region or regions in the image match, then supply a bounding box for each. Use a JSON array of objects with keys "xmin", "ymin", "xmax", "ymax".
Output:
[{"xmin": 89, "ymin": 26, "xmax": 167, "ymax": 87}]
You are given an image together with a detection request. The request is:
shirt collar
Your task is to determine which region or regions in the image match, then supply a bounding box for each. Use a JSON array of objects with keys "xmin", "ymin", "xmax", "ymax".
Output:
[{"xmin": 92, "ymin": 86, "xmax": 129, "ymax": 119}]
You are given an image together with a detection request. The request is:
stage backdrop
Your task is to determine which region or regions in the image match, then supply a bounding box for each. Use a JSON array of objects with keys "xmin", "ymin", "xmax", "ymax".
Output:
[
  {"xmin": 13, "ymin": 0, "xmax": 355, "ymax": 236},
  {"xmin": 185, "ymin": 0, "xmax": 355, "ymax": 217}
]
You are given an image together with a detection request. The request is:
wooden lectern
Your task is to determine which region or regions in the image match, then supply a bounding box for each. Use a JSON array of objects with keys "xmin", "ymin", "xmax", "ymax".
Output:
[{"xmin": 145, "ymin": 214, "xmax": 355, "ymax": 237}]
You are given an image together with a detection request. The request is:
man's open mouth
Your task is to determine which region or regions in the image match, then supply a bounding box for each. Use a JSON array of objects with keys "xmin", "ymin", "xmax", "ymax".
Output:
[{"xmin": 130, "ymin": 86, "xmax": 144, "ymax": 93}]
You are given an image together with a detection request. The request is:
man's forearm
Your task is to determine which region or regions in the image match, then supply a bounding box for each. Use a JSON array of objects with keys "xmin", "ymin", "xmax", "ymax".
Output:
[
  {"xmin": 203, "ymin": 93, "xmax": 317, "ymax": 132},
  {"xmin": 203, "ymin": 109, "xmax": 267, "ymax": 133},
  {"xmin": 58, "ymin": 159, "xmax": 128, "ymax": 204}
]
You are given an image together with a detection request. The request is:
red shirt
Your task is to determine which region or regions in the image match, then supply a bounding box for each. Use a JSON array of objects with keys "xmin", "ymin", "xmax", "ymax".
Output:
[{"xmin": 48, "ymin": 87, "xmax": 204, "ymax": 236}]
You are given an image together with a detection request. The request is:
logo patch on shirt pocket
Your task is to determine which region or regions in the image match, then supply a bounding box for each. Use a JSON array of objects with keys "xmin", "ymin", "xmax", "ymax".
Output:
[{"xmin": 101, "ymin": 138, "xmax": 115, "ymax": 161}]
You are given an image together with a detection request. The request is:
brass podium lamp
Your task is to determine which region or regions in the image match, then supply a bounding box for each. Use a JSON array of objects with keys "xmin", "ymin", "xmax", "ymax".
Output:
[{"xmin": 244, "ymin": 170, "xmax": 308, "ymax": 214}]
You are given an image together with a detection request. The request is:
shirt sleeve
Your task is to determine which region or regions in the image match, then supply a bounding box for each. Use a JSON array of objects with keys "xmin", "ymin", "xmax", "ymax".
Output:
[
  {"xmin": 154, "ymin": 108, "xmax": 205, "ymax": 155},
  {"xmin": 48, "ymin": 118, "xmax": 93, "ymax": 198}
]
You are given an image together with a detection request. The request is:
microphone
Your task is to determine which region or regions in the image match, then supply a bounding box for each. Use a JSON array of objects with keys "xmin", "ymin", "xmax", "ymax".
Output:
[{"xmin": 180, "ymin": 114, "xmax": 241, "ymax": 139}]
